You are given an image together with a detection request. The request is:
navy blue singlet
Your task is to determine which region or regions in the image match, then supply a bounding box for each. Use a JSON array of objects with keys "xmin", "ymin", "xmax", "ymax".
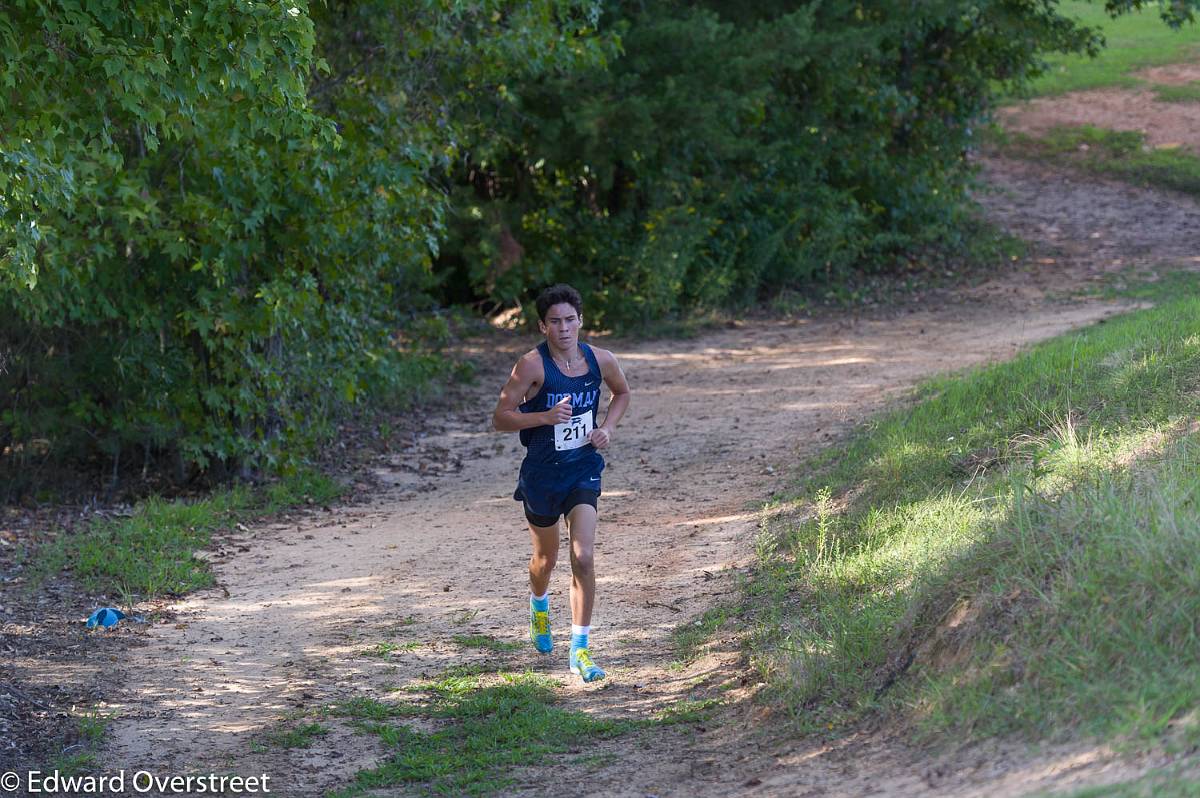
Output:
[{"xmin": 512, "ymin": 342, "xmax": 605, "ymax": 517}]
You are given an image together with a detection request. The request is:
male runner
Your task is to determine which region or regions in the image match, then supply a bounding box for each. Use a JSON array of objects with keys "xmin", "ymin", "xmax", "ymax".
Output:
[{"xmin": 492, "ymin": 284, "xmax": 631, "ymax": 682}]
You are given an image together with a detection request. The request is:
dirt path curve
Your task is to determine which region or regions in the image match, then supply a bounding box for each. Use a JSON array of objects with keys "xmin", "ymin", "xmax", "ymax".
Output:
[{"xmin": 101, "ymin": 158, "xmax": 1200, "ymax": 797}]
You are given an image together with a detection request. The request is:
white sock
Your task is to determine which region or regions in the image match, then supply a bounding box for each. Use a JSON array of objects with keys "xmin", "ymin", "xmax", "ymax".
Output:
[
  {"xmin": 571, "ymin": 624, "xmax": 590, "ymax": 638},
  {"xmin": 531, "ymin": 590, "xmax": 548, "ymax": 602}
]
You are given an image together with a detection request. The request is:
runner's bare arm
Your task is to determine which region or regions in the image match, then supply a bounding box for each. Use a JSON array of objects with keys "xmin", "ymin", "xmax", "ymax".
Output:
[
  {"xmin": 589, "ymin": 348, "xmax": 630, "ymax": 450},
  {"xmin": 492, "ymin": 352, "xmax": 572, "ymax": 432}
]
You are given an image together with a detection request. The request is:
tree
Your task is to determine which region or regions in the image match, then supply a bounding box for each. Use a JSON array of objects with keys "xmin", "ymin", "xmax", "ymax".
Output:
[{"xmin": 0, "ymin": 0, "xmax": 602, "ymax": 490}]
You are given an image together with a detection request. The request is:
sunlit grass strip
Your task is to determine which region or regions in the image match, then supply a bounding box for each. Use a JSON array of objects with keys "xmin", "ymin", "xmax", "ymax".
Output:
[
  {"xmin": 263, "ymin": 722, "xmax": 328, "ymax": 750},
  {"xmin": 909, "ymin": 440, "xmax": 1200, "ymax": 741},
  {"xmin": 1046, "ymin": 763, "xmax": 1200, "ymax": 798},
  {"xmin": 749, "ymin": 289, "xmax": 1200, "ymax": 741},
  {"xmin": 329, "ymin": 671, "xmax": 633, "ymax": 797},
  {"xmin": 36, "ymin": 489, "xmax": 253, "ymax": 598},
  {"xmin": 452, "ymin": 634, "xmax": 522, "ymax": 653}
]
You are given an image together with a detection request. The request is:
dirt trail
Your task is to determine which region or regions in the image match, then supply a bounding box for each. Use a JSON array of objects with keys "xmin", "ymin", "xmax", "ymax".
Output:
[
  {"xmin": 104, "ymin": 298, "xmax": 1128, "ymax": 796},
  {"xmin": 98, "ymin": 164, "xmax": 1200, "ymax": 794}
]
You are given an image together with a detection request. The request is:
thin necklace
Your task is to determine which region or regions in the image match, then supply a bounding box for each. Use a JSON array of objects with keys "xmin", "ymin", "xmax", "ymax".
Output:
[{"xmin": 553, "ymin": 346, "xmax": 580, "ymax": 373}]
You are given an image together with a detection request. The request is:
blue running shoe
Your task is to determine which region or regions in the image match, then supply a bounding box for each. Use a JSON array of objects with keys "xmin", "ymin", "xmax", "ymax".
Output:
[
  {"xmin": 529, "ymin": 600, "xmax": 552, "ymax": 654},
  {"xmin": 569, "ymin": 646, "xmax": 606, "ymax": 682}
]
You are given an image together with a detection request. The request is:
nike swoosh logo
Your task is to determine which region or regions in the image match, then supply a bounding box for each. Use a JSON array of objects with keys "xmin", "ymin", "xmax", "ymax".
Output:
[{"xmin": 589, "ymin": 477, "xmax": 599, "ymax": 481}]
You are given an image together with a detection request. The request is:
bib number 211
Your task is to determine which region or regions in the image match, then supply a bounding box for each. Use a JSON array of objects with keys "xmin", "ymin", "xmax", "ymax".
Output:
[{"xmin": 554, "ymin": 411, "xmax": 594, "ymax": 451}]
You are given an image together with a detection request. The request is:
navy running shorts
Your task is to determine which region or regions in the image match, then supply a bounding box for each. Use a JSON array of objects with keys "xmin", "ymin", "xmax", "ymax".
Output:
[
  {"xmin": 513, "ymin": 453, "xmax": 604, "ymax": 527},
  {"xmin": 522, "ymin": 488, "xmax": 598, "ymax": 528}
]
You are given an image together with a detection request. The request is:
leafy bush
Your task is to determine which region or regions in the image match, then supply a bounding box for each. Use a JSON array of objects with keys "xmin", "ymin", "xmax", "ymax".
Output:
[
  {"xmin": 434, "ymin": 0, "xmax": 1099, "ymax": 324},
  {"xmin": 435, "ymin": 0, "xmax": 1123, "ymax": 327},
  {"xmin": 0, "ymin": 0, "xmax": 601, "ymax": 489}
]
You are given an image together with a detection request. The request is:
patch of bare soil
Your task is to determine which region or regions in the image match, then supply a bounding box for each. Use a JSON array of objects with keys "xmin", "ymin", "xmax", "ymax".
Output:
[
  {"xmin": 997, "ymin": 61, "xmax": 1200, "ymax": 154},
  {"xmin": 7, "ymin": 93, "xmax": 1200, "ymax": 798},
  {"xmin": 1131, "ymin": 61, "xmax": 1200, "ymax": 86}
]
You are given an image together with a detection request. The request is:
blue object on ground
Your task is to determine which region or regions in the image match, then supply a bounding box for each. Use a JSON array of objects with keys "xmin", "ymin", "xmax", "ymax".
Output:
[{"xmin": 86, "ymin": 607, "xmax": 126, "ymax": 628}]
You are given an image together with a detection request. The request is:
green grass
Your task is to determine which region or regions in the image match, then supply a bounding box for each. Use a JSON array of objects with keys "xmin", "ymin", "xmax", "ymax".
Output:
[
  {"xmin": 77, "ymin": 708, "xmax": 109, "ymax": 744},
  {"xmin": 747, "ymin": 289, "xmax": 1200, "ymax": 744},
  {"xmin": 26, "ymin": 468, "xmax": 343, "ymax": 599},
  {"xmin": 452, "ymin": 634, "xmax": 522, "ymax": 653},
  {"xmin": 1045, "ymin": 766, "xmax": 1200, "ymax": 797},
  {"xmin": 1021, "ymin": 1, "xmax": 1200, "ymax": 98},
  {"xmin": 1153, "ymin": 81, "xmax": 1200, "ymax": 103},
  {"xmin": 996, "ymin": 125, "xmax": 1200, "ymax": 199},
  {"xmin": 328, "ymin": 671, "xmax": 634, "ymax": 797},
  {"xmin": 671, "ymin": 604, "xmax": 735, "ymax": 670},
  {"xmin": 1086, "ymin": 269, "xmax": 1200, "ymax": 304},
  {"xmin": 49, "ymin": 752, "xmax": 96, "ymax": 776},
  {"xmin": 654, "ymin": 697, "xmax": 723, "ymax": 725},
  {"xmin": 261, "ymin": 467, "xmax": 343, "ymax": 513},
  {"xmin": 365, "ymin": 641, "xmax": 423, "ymax": 658},
  {"xmin": 263, "ymin": 722, "xmax": 328, "ymax": 749},
  {"xmin": 33, "ymin": 708, "xmax": 111, "ymax": 778},
  {"xmin": 54, "ymin": 489, "xmax": 252, "ymax": 597}
]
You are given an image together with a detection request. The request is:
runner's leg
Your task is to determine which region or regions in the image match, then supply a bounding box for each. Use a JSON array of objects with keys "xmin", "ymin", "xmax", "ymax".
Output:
[
  {"xmin": 565, "ymin": 504, "xmax": 597, "ymax": 626},
  {"xmin": 528, "ymin": 521, "xmax": 559, "ymax": 653},
  {"xmin": 528, "ymin": 521, "xmax": 560, "ymax": 597},
  {"xmin": 566, "ymin": 503, "xmax": 605, "ymax": 682}
]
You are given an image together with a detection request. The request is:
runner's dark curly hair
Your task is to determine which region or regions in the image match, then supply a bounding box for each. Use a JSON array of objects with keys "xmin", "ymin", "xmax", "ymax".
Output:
[{"xmin": 535, "ymin": 284, "xmax": 583, "ymax": 321}]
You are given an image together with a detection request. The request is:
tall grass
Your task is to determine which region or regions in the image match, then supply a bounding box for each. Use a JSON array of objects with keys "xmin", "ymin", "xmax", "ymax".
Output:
[{"xmin": 748, "ymin": 285, "xmax": 1200, "ymax": 743}]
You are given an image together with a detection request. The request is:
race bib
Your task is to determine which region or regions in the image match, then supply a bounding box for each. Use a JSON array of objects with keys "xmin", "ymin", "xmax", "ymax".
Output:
[{"xmin": 554, "ymin": 410, "xmax": 594, "ymax": 451}]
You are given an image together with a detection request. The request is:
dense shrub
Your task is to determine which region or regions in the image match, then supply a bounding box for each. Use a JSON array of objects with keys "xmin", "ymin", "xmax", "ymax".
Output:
[{"xmin": 436, "ymin": 0, "xmax": 1194, "ymax": 327}]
